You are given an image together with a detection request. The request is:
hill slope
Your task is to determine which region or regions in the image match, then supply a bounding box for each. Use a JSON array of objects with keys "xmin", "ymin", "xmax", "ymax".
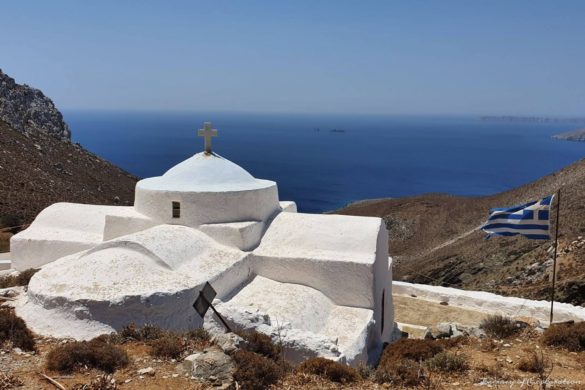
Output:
[
  {"xmin": 336, "ymin": 157, "xmax": 585, "ymax": 306},
  {"xmin": 0, "ymin": 119, "xmax": 137, "ymax": 228}
]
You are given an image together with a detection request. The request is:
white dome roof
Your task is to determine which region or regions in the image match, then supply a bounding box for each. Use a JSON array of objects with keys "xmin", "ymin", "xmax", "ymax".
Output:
[{"xmin": 137, "ymin": 152, "xmax": 275, "ymax": 192}]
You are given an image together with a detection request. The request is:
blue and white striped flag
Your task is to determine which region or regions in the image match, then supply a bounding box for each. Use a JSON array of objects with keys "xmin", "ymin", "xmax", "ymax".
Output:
[{"xmin": 482, "ymin": 195, "xmax": 554, "ymax": 240}]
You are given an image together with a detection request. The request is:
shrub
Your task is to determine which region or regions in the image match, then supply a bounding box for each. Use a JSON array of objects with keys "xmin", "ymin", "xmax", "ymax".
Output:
[
  {"xmin": 232, "ymin": 350, "xmax": 283, "ymax": 390},
  {"xmin": 185, "ymin": 328, "xmax": 210, "ymax": 342},
  {"xmin": 479, "ymin": 315, "xmax": 521, "ymax": 339},
  {"xmin": 149, "ymin": 334, "xmax": 184, "ymax": 359},
  {"xmin": 518, "ymin": 350, "xmax": 550, "ymax": 374},
  {"xmin": 238, "ymin": 330, "xmax": 281, "ymax": 361},
  {"xmin": 542, "ymin": 321, "xmax": 585, "ymax": 352},
  {"xmin": 0, "ymin": 371, "xmax": 23, "ymax": 390},
  {"xmin": 46, "ymin": 339, "xmax": 130, "ymax": 373},
  {"xmin": 376, "ymin": 359, "xmax": 430, "ymax": 387},
  {"xmin": 376, "ymin": 339, "xmax": 442, "ymax": 386},
  {"xmin": 0, "ymin": 268, "xmax": 39, "ymax": 289},
  {"xmin": 71, "ymin": 375, "xmax": 117, "ymax": 390},
  {"xmin": 426, "ymin": 351, "xmax": 469, "ymax": 373},
  {"xmin": 297, "ymin": 357, "xmax": 358, "ymax": 383},
  {"xmin": 0, "ymin": 308, "xmax": 36, "ymax": 351},
  {"xmin": 379, "ymin": 339, "xmax": 443, "ymax": 366}
]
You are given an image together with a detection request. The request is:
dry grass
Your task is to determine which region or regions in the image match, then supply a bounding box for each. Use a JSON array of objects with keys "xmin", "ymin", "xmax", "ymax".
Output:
[
  {"xmin": 238, "ymin": 329, "xmax": 281, "ymax": 361},
  {"xmin": 0, "ymin": 308, "xmax": 36, "ymax": 351},
  {"xmin": 71, "ymin": 375, "xmax": 117, "ymax": 390},
  {"xmin": 232, "ymin": 349, "xmax": 283, "ymax": 390},
  {"xmin": 517, "ymin": 349, "xmax": 550, "ymax": 374},
  {"xmin": 479, "ymin": 315, "xmax": 521, "ymax": 339},
  {"xmin": 45, "ymin": 339, "xmax": 130, "ymax": 373},
  {"xmin": 297, "ymin": 357, "xmax": 359, "ymax": 383},
  {"xmin": 542, "ymin": 321, "xmax": 585, "ymax": 352},
  {"xmin": 149, "ymin": 334, "xmax": 184, "ymax": 359},
  {"xmin": 426, "ymin": 351, "xmax": 469, "ymax": 373},
  {"xmin": 0, "ymin": 372, "xmax": 23, "ymax": 390},
  {"xmin": 375, "ymin": 339, "xmax": 444, "ymax": 386},
  {"xmin": 0, "ymin": 268, "xmax": 39, "ymax": 289}
]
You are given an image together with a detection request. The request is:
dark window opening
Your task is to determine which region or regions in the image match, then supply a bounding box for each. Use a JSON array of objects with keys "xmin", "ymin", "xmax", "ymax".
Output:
[
  {"xmin": 381, "ymin": 289, "xmax": 385, "ymax": 334},
  {"xmin": 172, "ymin": 201, "xmax": 181, "ymax": 218}
]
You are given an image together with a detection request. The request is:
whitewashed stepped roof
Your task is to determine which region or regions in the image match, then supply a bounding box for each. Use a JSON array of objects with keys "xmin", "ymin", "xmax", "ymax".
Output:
[{"xmin": 137, "ymin": 152, "xmax": 275, "ymax": 192}]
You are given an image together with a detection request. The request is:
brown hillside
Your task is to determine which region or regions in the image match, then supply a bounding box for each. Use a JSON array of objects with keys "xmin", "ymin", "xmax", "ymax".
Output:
[
  {"xmin": 0, "ymin": 119, "xmax": 137, "ymax": 239},
  {"xmin": 336, "ymin": 156, "xmax": 585, "ymax": 306}
]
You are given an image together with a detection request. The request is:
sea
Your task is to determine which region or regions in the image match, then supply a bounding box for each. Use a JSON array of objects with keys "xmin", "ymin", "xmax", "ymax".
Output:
[{"xmin": 63, "ymin": 111, "xmax": 585, "ymax": 214}]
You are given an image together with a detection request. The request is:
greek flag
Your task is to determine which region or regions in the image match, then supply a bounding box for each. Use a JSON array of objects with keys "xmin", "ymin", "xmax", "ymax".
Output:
[{"xmin": 482, "ymin": 195, "xmax": 554, "ymax": 240}]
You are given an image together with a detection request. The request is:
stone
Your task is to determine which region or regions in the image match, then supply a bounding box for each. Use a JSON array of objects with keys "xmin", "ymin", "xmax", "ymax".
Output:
[
  {"xmin": 183, "ymin": 348, "xmax": 235, "ymax": 389},
  {"xmin": 211, "ymin": 332, "xmax": 246, "ymax": 354},
  {"xmin": 137, "ymin": 367, "xmax": 155, "ymax": 376},
  {"xmin": 0, "ymin": 69, "xmax": 71, "ymax": 140},
  {"xmin": 423, "ymin": 327, "xmax": 434, "ymax": 340},
  {"xmin": 432, "ymin": 323, "xmax": 452, "ymax": 339}
]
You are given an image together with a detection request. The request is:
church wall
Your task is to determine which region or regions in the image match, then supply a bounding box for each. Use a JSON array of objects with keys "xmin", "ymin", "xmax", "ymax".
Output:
[{"xmin": 134, "ymin": 184, "xmax": 280, "ymax": 227}]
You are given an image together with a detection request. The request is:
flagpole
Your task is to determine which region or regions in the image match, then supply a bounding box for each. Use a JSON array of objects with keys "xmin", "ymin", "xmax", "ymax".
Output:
[{"xmin": 549, "ymin": 188, "xmax": 561, "ymax": 326}]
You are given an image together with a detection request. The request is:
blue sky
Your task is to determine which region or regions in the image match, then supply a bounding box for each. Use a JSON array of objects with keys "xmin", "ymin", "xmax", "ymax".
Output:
[{"xmin": 2, "ymin": 1, "xmax": 584, "ymax": 115}]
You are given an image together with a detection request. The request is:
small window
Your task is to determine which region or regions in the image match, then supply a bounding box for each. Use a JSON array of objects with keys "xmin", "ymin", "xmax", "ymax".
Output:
[
  {"xmin": 172, "ymin": 201, "xmax": 181, "ymax": 218},
  {"xmin": 381, "ymin": 289, "xmax": 385, "ymax": 334}
]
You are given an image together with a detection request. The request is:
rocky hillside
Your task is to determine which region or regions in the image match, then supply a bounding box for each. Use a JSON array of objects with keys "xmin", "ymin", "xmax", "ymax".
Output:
[
  {"xmin": 336, "ymin": 156, "xmax": 585, "ymax": 306},
  {"xmin": 0, "ymin": 70, "xmax": 137, "ymax": 248},
  {"xmin": 0, "ymin": 69, "xmax": 70, "ymax": 140},
  {"xmin": 553, "ymin": 128, "xmax": 585, "ymax": 142}
]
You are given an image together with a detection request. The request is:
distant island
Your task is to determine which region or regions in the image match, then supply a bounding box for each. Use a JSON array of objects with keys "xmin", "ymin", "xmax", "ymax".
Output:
[
  {"xmin": 553, "ymin": 128, "xmax": 585, "ymax": 142},
  {"xmin": 481, "ymin": 115, "xmax": 585, "ymax": 124}
]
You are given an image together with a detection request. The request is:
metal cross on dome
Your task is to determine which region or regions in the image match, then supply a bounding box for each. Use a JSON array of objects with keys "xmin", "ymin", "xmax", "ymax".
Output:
[{"xmin": 198, "ymin": 122, "xmax": 218, "ymax": 154}]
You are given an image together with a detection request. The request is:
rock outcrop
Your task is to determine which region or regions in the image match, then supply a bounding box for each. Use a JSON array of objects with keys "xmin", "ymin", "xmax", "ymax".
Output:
[
  {"xmin": 0, "ymin": 69, "xmax": 71, "ymax": 140},
  {"xmin": 553, "ymin": 128, "xmax": 585, "ymax": 142}
]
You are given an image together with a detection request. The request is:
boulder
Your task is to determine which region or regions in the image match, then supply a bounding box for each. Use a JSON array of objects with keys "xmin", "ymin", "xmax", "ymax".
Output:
[{"xmin": 183, "ymin": 348, "xmax": 235, "ymax": 389}]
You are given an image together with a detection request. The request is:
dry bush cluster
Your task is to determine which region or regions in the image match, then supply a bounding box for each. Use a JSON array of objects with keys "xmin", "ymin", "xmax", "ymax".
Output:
[
  {"xmin": 231, "ymin": 330, "xmax": 288, "ymax": 389},
  {"xmin": 0, "ymin": 371, "xmax": 23, "ymax": 390},
  {"xmin": 0, "ymin": 268, "xmax": 38, "ymax": 289},
  {"xmin": 297, "ymin": 357, "xmax": 359, "ymax": 383},
  {"xmin": 375, "ymin": 338, "xmax": 445, "ymax": 386},
  {"xmin": 114, "ymin": 323, "xmax": 211, "ymax": 359},
  {"xmin": 517, "ymin": 349, "xmax": 550, "ymax": 374},
  {"xmin": 71, "ymin": 375, "xmax": 117, "ymax": 390},
  {"xmin": 542, "ymin": 321, "xmax": 585, "ymax": 352},
  {"xmin": 0, "ymin": 308, "xmax": 36, "ymax": 351},
  {"xmin": 426, "ymin": 351, "xmax": 469, "ymax": 373},
  {"xmin": 232, "ymin": 349, "xmax": 284, "ymax": 390},
  {"xmin": 479, "ymin": 315, "xmax": 522, "ymax": 339},
  {"xmin": 46, "ymin": 339, "xmax": 129, "ymax": 373}
]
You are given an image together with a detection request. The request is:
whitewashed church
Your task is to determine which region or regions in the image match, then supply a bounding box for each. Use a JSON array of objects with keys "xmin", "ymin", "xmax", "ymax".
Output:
[{"xmin": 11, "ymin": 122, "xmax": 395, "ymax": 365}]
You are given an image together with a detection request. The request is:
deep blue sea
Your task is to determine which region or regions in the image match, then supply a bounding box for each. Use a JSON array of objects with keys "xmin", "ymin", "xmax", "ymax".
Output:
[{"xmin": 63, "ymin": 111, "xmax": 585, "ymax": 213}]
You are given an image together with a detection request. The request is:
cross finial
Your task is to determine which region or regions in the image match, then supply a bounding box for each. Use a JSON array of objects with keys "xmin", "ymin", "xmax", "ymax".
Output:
[{"xmin": 198, "ymin": 122, "xmax": 218, "ymax": 154}]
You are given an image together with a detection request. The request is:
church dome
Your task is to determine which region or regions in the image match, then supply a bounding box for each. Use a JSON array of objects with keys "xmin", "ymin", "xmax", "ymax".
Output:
[
  {"xmin": 137, "ymin": 152, "xmax": 274, "ymax": 192},
  {"xmin": 133, "ymin": 121, "xmax": 281, "ymax": 227}
]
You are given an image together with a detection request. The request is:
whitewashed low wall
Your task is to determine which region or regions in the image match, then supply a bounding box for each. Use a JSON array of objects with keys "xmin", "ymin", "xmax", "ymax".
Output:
[{"xmin": 393, "ymin": 281, "xmax": 585, "ymax": 324}]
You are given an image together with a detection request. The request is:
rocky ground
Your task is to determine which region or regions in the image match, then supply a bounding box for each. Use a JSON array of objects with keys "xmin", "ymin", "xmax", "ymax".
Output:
[
  {"xmin": 0, "ymin": 119, "xmax": 137, "ymax": 247},
  {"xmin": 0, "ymin": 69, "xmax": 70, "ymax": 141},
  {"xmin": 336, "ymin": 156, "xmax": 585, "ymax": 306}
]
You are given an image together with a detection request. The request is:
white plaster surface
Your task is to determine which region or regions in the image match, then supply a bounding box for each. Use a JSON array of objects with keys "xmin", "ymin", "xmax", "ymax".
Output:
[
  {"xmin": 216, "ymin": 276, "xmax": 374, "ymax": 366},
  {"xmin": 19, "ymin": 225, "xmax": 250, "ymax": 335},
  {"xmin": 252, "ymin": 212, "xmax": 384, "ymax": 308},
  {"xmin": 200, "ymin": 221, "xmax": 265, "ymax": 251},
  {"xmin": 11, "ymin": 203, "xmax": 138, "ymax": 270},
  {"xmin": 393, "ymin": 281, "xmax": 585, "ymax": 324},
  {"xmin": 279, "ymin": 201, "xmax": 297, "ymax": 213}
]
